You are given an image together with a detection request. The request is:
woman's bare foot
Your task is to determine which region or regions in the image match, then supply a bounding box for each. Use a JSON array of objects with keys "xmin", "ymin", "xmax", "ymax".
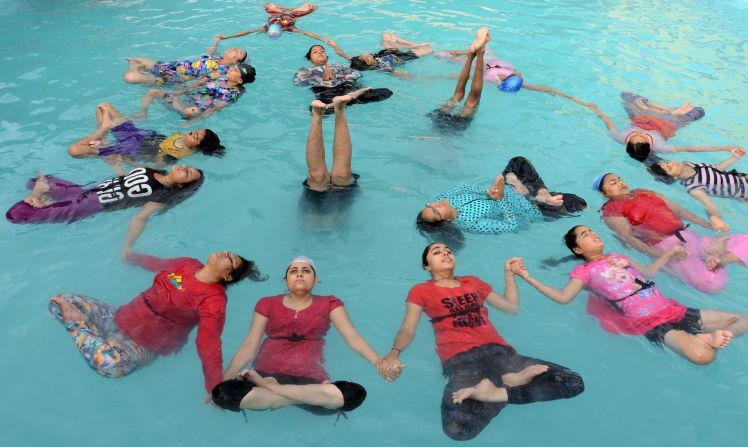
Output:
[
  {"xmin": 504, "ymin": 172, "xmax": 529, "ymax": 195},
  {"xmin": 452, "ymin": 378, "xmax": 504, "ymax": 404},
  {"xmin": 672, "ymin": 102, "xmax": 694, "ymax": 115},
  {"xmin": 706, "ymin": 254, "xmax": 722, "ymax": 271},
  {"xmin": 50, "ymin": 296, "xmax": 86, "ymax": 323},
  {"xmin": 501, "ymin": 364, "xmax": 550, "ymax": 387},
  {"xmin": 535, "ymin": 189, "xmax": 564, "ymax": 207},
  {"xmin": 24, "ymin": 173, "xmax": 52, "ymax": 207},
  {"xmin": 697, "ymin": 330, "xmax": 733, "ymax": 349},
  {"xmin": 469, "ymin": 27, "xmax": 490, "ymax": 54}
]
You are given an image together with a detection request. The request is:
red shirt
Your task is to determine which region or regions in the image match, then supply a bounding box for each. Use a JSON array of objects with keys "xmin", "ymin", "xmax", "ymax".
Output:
[
  {"xmin": 601, "ymin": 189, "xmax": 684, "ymax": 244},
  {"xmin": 406, "ymin": 276, "xmax": 510, "ymax": 364},
  {"xmin": 252, "ymin": 294, "xmax": 343, "ymax": 382},
  {"xmin": 114, "ymin": 254, "xmax": 227, "ymax": 392}
]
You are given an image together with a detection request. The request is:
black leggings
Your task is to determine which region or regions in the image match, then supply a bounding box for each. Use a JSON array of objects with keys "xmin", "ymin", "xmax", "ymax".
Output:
[
  {"xmin": 501, "ymin": 156, "xmax": 586, "ymax": 217},
  {"xmin": 312, "ymin": 82, "xmax": 393, "ymax": 107},
  {"xmin": 441, "ymin": 344, "xmax": 584, "ymax": 441}
]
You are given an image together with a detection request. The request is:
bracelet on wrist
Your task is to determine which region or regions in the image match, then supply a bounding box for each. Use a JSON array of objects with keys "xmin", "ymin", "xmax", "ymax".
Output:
[{"xmin": 391, "ymin": 347, "xmax": 402, "ymax": 355}]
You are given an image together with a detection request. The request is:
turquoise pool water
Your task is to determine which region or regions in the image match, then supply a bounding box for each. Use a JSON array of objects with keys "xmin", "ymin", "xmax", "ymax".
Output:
[{"xmin": 2, "ymin": 0, "xmax": 748, "ymax": 445}]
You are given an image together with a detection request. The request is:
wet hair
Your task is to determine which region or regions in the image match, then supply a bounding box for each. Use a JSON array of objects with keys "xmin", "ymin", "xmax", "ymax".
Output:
[
  {"xmin": 197, "ymin": 129, "xmax": 225, "ymax": 157},
  {"xmin": 304, "ymin": 45, "xmax": 325, "ymax": 61},
  {"xmin": 416, "ymin": 212, "xmax": 465, "ymax": 254},
  {"xmin": 646, "ymin": 162, "xmax": 677, "ymax": 185},
  {"xmin": 157, "ymin": 167, "xmax": 205, "ymax": 210},
  {"xmin": 535, "ymin": 192, "xmax": 587, "ymax": 218},
  {"xmin": 540, "ymin": 225, "xmax": 584, "ymax": 267},
  {"xmin": 625, "ymin": 141, "xmax": 651, "ymax": 162},
  {"xmin": 236, "ymin": 63, "xmax": 256, "ymax": 84},
  {"xmin": 237, "ymin": 51, "xmax": 248, "ymax": 63},
  {"xmin": 349, "ymin": 56, "xmax": 372, "ymax": 71},
  {"xmin": 224, "ymin": 256, "xmax": 267, "ymax": 286},
  {"xmin": 421, "ymin": 243, "xmax": 437, "ymax": 268}
]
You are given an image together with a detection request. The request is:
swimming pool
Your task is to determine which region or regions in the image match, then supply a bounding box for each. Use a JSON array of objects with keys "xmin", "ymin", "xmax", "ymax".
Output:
[{"xmin": 2, "ymin": 0, "xmax": 748, "ymax": 445}]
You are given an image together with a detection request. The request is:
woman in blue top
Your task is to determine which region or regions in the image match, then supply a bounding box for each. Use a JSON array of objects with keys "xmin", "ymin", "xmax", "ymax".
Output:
[{"xmin": 417, "ymin": 157, "xmax": 586, "ymax": 236}]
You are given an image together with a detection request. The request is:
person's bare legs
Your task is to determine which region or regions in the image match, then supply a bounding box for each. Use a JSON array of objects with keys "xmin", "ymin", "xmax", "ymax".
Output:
[
  {"xmin": 136, "ymin": 89, "xmax": 169, "ymax": 119},
  {"xmin": 380, "ymin": 33, "xmax": 433, "ymax": 56},
  {"xmin": 451, "ymin": 365, "xmax": 550, "ymax": 404},
  {"xmin": 68, "ymin": 103, "xmax": 126, "ymax": 158},
  {"xmin": 330, "ymin": 95, "xmax": 354, "ymax": 186},
  {"xmin": 700, "ymin": 309, "xmax": 748, "ymax": 337},
  {"xmin": 447, "ymin": 48, "xmax": 475, "ymax": 104},
  {"xmin": 461, "ymin": 30, "xmax": 490, "ymax": 116},
  {"xmin": 705, "ymin": 236, "xmax": 746, "ymax": 270},
  {"xmin": 239, "ymin": 370, "xmax": 344, "ymax": 410},
  {"xmin": 663, "ymin": 328, "xmax": 733, "ymax": 365},
  {"xmin": 305, "ymin": 100, "xmax": 330, "ymax": 191},
  {"xmin": 124, "ymin": 57, "xmax": 158, "ymax": 84}
]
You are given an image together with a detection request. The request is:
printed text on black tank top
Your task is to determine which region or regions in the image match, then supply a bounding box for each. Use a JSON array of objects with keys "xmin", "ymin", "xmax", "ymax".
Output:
[
  {"xmin": 96, "ymin": 167, "xmax": 154, "ymax": 205},
  {"xmin": 441, "ymin": 293, "xmax": 486, "ymax": 328}
]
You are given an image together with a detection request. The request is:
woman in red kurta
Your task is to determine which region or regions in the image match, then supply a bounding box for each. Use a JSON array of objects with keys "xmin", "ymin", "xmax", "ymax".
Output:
[
  {"xmin": 212, "ymin": 256, "xmax": 384, "ymax": 416},
  {"xmin": 49, "ymin": 250, "xmax": 264, "ymax": 394}
]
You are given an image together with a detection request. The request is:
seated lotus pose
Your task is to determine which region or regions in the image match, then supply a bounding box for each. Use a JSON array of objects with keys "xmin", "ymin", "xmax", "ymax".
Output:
[
  {"xmin": 49, "ymin": 248, "xmax": 265, "ymax": 394},
  {"xmin": 595, "ymin": 172, "xmax": 748, "ymax": 294},
  {"xmin": 586, "ymin": 92, "xmax": 740, "ymax": 161},
  {"xmin": 417, "ymin": 156, "xmax": 586, "ymax": 238},
  {"xmin": 124, "ymin": 39, "xmax": 247, "ymax": 85},
  {"xmin": 293, "ymin": 45, "xmax": 392, "ymax": 108},
  {"xmin": 217, "ymin": 2, "xmax": 320, "ymax": 41},
  {"xmin": 140, "ymin": 63, "xmax": 255, "ymax": 120},
  {"xmin": 515, "ymin": 226, "xmax": 748, "ymax": 364},
  {"xmin": 378, "ymin": 244, "xmax": 584, "ymax": 441},
  {"xmin": 212, "ymin": 256, "xmax": 384, "ymax": 416},
  {"xmin": 7, "ymin": 165, "xmax": 203, "ymax": 249},
  {"xmin": 647, "ymin": 147, "xmax": 747, "ymax": 231},
  {"xmin": 427, "ymin": 28, "xmax": 491, "ymax": 133},
  {"xmin": 311, "ymin": 32, "xmax": 434, "ymax": 78},
  {"xmin": 68, "ymin": 102, "xmax": 223, "ymax": 173}
]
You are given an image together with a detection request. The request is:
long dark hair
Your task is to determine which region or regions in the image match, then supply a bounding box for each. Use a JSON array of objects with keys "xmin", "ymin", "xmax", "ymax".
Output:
[
  {"xmin": 197, "ymin": 129, "xmax": 225, "ymax": 158},
  {"xmin": 540, "ymin": 225, "xmax": 584, "ymax": 267},
  {"xmin": 415, "ymin": 211, "xmax": 465, "ymax": 253},
  {"xmin": 157, "ymin": 168, "xmax": 205, "ymax": 210},
  {"xmin": 224, "ymin": 256, "xmax": 267, "ymax": 285},
  {"xmin": 646, "ymin": 162, "xmax": 677, "ymax": 184},
  {"xmin": 625, "ymin": 141, "xmax": 651, "ymax": 162}
]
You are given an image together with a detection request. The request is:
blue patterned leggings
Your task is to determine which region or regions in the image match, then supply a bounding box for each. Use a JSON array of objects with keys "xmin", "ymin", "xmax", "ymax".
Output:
[{"xmin": 49, "ymin": 293, "xmax": 156, "ymax": 378}]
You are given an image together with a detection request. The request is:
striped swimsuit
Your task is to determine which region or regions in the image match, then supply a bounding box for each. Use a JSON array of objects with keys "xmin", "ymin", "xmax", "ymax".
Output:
[{"xmin": 682, "ymin": 163, "xmax": 748, "ymax": 199}]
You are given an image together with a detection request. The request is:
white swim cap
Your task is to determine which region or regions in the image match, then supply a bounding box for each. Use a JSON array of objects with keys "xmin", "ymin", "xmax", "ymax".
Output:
[{"xmin": 287, "ymin": 256, "xmax": 316, "ymax": 273}]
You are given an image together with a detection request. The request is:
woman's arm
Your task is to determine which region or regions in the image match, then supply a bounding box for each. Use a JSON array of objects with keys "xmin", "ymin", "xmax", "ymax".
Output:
[
  {"xmin": 673, "ymin": 145, "xmax": 741, "ymax": 154},
  {"xmin": 216, "ymin": 29, "xmax": 264, "ymax": 41},
  {"xmin": 587, "ymin": 103, "xmax": 617, "ymax": 131},
  {"xmin": 714, "ymin": 148, "xmax": 745, "ymax": 170},
  {"xmin": 206, "ymin": 37, "xmax": 220, "ymax": 56},
  {"xmin": 656, "ymin": 192, "xmax": 712, "ymax": 229},
  {"xmin": 603, "ymin": 216, "xmax": 663, "ymax": 257},
  {"xmin": 630, "ymin": 246, "xmax": 687, "ymax": 277},
  {"xmin": 378, "ymin": 302, "xmax": 421, "ymax": 381},
  {"xmin": 222, "ymin": 312, "xmax": 269, "ymax": 380},
  {"xmin": 523, "ymin": 84, "xmax": 594, "ymax": 107},
  {"xmin": 325, "ymin": 39, "xmax": 353, "ymax": 60},
  {"xmin": 122, "ymin": 202, "xmax": 165, "ymax": 255},
  {"xmin": 330, "ymin": 306, "xmax": 382, "ymax": 365},
  {"xmin": 689, "ymin": 190, "xmax": 729, "ymax": 232},
  {"xmin": 515, "ymin": 265, "xmax": 585, "ymax": 304},
  {"xmin": 172, "ymin": 78, "xmax": 208, "ymax": 97},
  {"xmin": 484, "ymin": 258, "xmax": 524, "ymax": 315}
]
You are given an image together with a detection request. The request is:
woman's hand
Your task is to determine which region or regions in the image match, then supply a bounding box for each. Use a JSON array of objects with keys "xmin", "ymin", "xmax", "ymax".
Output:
[
  {"xmin": 506, "ymin": 257, "xmax": 530, "ymax": 280},
  {"xmin": 215, "ymin": 34, "xmax": 227, "ymax": 40},
  {"xmin": 710, "ymin": 215, "xmax": 730, "ymax": 232},
  {"xmin": 666, "ymin": 245, "xmax": 688, "ymax": 261},
  {"xmin": 731, "ymin": 146, "xmax": 745, "ymax": 157},
  {"xmin": 486, "ymin": 174, "xmax": 505, "ymax": 200},
  {"xmin": 377, "ymin": 352, "xmax": 405, "ymax": 382}
]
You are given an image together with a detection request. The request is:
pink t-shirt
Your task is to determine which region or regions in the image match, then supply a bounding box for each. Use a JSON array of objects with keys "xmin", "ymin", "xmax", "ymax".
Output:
[
  {"xmin": 252, "ymin": 294, "xmax": 343, "ymax": 382},
  {"xmin": 570, "ymin": 253, "xmax": 671, "ymax": 318}
]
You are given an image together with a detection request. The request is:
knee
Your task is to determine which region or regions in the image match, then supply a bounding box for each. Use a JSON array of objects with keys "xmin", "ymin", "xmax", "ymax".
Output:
[
  {"xmin": 212, "ymin": 379, "xmax": 254, "ymax": 412},
  {"xmin": 332, "ymin": 381, "xmax": 367, "ymax": 412},
  {"xmin": 560, "ymin": 372, "xmax": 585, "ymax": 398},
  {"xmin": 687, "ymin": 346, "xmax": 716, "ymax": 365},
  {"xmin": 67, "ymin": 145, "xmax": 88, "ymax": 158},
  {"xmin": 443, "ymin": 420, "xmax": 480, "ymax": 441},
  {"xmin": 307, "ymin": 170, "xmax": 329, "ymax": 185},
  {"xmin": 91, "ymin": 346, "xmax": 131, "ymax": 378}
]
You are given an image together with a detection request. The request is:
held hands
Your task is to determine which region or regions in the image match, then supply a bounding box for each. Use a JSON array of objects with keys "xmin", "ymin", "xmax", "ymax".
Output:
[
  {"xmin": 505, "ymin": 257, "xmax": 530, "ymax": 280},
  {"xmin": 215, "ymin": 34, "xmax": 227, "ymax": 40},
  {"xmin": 486, "ymin": 174, "xmax": 505, "ymax": 200},
  {"xmin": 730, "ymin": 146, "xmax": 746, "ymax": 157},
  {"xmin": 710, "ymin": 215, "xmax": 730, "ymax": 233},
  {"xmin": 377, "ymin": 353, "xmax": 405, "ymax": 382}
]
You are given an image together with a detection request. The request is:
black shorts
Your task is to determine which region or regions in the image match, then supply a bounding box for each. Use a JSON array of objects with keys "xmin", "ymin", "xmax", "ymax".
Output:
[
  {"xmin": 312, "ymin": 82, "xmax": 393, "ymax": 108},
  {"xmin": 300, "ymin": 173, "xmax": 360, "ymax": 215},
  {"xmin": 644, "ymin": 307, "xmax": 702, "ymax": 346},
  {"xmin": 427, "ymin": 108, "xmax": 473, "ymax": 133}
]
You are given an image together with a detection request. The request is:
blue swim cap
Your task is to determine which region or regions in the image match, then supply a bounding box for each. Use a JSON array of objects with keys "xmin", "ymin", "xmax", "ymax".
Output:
[
  {"xmin": 268, "ymin": 24, "xmax": 282, "ymax": 39},
  {"xmin": 499, "ymin": 75, "xmax": 523, "ymax": 93},
  {"xmin": 592, "ymin": 173, "xmax": 611, "ymax": 192}
]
